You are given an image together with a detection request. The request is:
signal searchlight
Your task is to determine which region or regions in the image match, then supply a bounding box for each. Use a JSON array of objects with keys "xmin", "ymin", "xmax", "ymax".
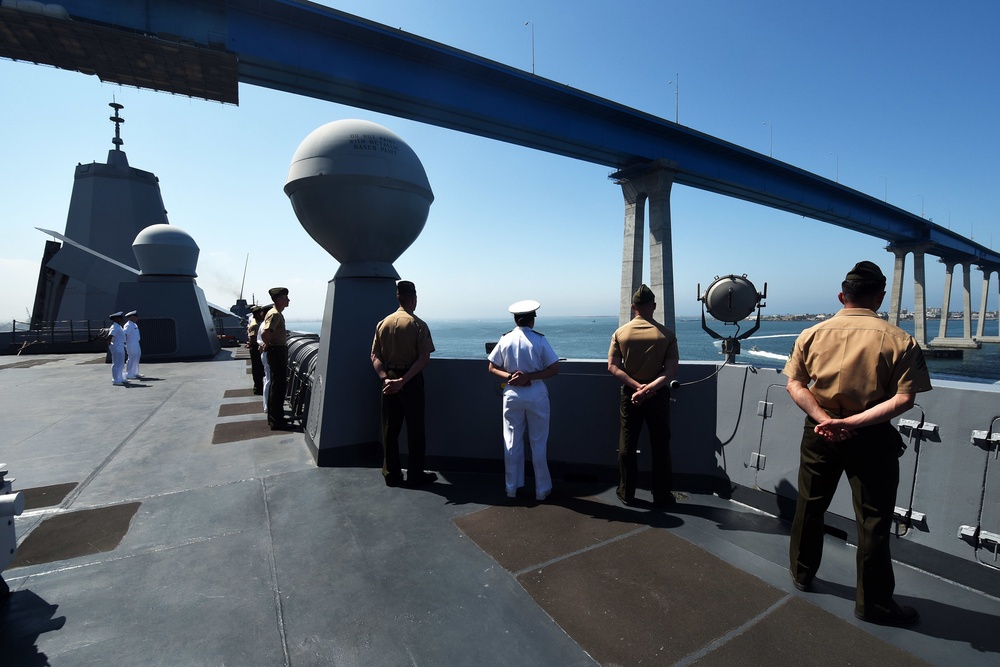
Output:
[{"xmin": 698, "ymin": 274, "xmax": 767, "ymax": 363}]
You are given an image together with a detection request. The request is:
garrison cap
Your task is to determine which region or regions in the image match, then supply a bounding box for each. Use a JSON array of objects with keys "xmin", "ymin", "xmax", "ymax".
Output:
[
  {"xmin": 109, "ymin": 311, "xmax": 123, "ymax": 319},
  {"xmin": 396, "ymin": 280, "xmax": 416, "ymax": 295},
  {"xmin": 508, "ymin": 299, "xmax": 540, "ymax": 315},
  {"xmin": 845, "ymin": 261, "xmax": 886, "ymax": 284},
  {"xmin": 632, "ymin": 284, "xmax": 655, "ymax": 305},
  {"xmin": 125, "ymin": 310, "xmax": 137, "ymax": 317},
  {"xmin": 268, "ymin": 286, "xmax": 289, "ymax": 299}
]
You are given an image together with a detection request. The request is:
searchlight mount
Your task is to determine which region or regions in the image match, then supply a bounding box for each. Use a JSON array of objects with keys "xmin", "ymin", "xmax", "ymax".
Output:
[{"xmin": 698, "ymin": 274, "xmax": 767, "ymax": 364}]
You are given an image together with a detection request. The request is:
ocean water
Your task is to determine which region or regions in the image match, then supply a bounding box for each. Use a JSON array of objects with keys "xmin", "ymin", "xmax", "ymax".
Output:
[{"xmin": 289, "ymin": 315, "xmax": 1000, "ymax": 384}]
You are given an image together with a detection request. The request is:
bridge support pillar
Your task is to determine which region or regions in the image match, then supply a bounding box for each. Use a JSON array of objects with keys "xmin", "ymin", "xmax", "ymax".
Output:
[
  {"xmin": 962, "ymin": 261, "xmax": 974, "ymax": 339},
  {"xmin": 976, "ymin": 269, "xmax": 990, "ymax": 339},
  {"xmin": 618, "ymin": 181, "xmax": 645, "ymax": 325},
  {"xmin": 976, "ymin": 263, "xmax": 1000, "ymax": 343},
  {"xmin": 611, "ymin": 162, "xmax": 676, "ymax": 330},
  {"xmin": 936, "ymin": 260, "xmax": 955, "ymax": 342},
  {"xmin": 912, "ymin": 251, "xmax": 928, "ymax": 347},
  {"xmin": 930, "ymin": 258, "xmax": 981, "ymax": 349},
  {"xmin": 887, "ymin": 249, "xmax": 906, "ymax": 328},
  {"xmin": 886, "ymin": 244, "xmax": 930, "ymax": 346}
]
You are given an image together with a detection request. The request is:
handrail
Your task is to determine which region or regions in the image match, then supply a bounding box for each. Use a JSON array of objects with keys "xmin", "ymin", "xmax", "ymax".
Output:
[{"xmin": 8, "ymin": 319, "xmax": 104, "ymax": 344}]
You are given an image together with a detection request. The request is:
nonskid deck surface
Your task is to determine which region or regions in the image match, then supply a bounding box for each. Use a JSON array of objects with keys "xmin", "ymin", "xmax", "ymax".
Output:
[{"xmin": 1, "ymin": 353, "xmax": 997, "ymax": 666}]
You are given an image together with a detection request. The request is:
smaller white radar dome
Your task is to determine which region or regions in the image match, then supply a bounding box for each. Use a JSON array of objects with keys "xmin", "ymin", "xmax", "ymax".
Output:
[{"xmin": 132, "ymin": 224, "xmax": 200, "ymax": 276}]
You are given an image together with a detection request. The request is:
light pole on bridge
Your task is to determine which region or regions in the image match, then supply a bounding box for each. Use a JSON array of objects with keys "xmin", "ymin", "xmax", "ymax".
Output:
[
  {"xmin": 524, "ymin": 21, "xmax": 534, "ymax": 74},
  {"xmin": 667, "ymin": 74, "xmax": 679, "ymax": 124}
]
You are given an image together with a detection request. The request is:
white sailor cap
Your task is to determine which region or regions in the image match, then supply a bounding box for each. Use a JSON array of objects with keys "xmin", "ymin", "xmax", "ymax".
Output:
[
  {"xmin": 109, "ymin": 311, "xmax": 124, "ymax": 319},
  {"xmin": 125, "ymin": 310, "xmax": 138, "ymax": 317},
  {"xmin": 508, "ymin": 299, "xmax": 540, "ymax": 315}
]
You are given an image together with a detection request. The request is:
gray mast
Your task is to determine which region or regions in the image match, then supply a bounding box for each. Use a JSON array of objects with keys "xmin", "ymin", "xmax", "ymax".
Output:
[{"xmin": 33, "ymin": 101, "xmax": 170, "ymax": 324}]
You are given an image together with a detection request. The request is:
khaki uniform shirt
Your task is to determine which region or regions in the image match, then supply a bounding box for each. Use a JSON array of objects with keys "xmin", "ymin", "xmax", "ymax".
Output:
[
  {"xmin": 609, "ymin": 316, "xmax": 679, "ymax": 384},
  {"xmin": 783, "ymin": 308, "xmax": 932, "ymax": 416},
  {"xmin": 261, "ymin": 308, "xmax": 287, "ymax": 346},
  {"xmin": 372, "ymin": 307, "xmax": 435, "ymax": 369},
  {"xmin": 247, "ymin": 318, "xmax": 260, "ymax": 340}
]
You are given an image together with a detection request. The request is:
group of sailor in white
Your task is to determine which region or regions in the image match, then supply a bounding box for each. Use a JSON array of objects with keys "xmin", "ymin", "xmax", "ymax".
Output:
[{"xmin": 108, "ymin": 310, "xmax": 142, "ymax": 385}]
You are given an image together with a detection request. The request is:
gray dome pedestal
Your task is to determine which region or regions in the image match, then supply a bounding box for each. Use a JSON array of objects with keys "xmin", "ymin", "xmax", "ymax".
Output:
[
  {"xmin": 284, "ymin": 120, "xmax": 433, "ymax": 466},
  {"xmin": 334, "ymin": 261, "xmax": 400, "ymax": 280},
  {"xmin": 305, "ymin": 276, "xmax": 399, "ymax": 465},
  {"xmin": 116, "ymin": 225, "xmax": 221, "ymax": 361},
  {"xmin": 116, "ymin": 277, "xmax": 222, "ymax": 361}
]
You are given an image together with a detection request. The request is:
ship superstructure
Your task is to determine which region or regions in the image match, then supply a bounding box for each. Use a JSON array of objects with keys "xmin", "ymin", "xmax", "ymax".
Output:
[{"xmin": 32, "ymin": 102, "xmax": 169, "ymax": 327}]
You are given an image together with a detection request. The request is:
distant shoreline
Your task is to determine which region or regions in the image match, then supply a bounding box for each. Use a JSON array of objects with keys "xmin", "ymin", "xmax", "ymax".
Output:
[
  {"xmin": 5, "ymin": 310, "xmax": 994, "ymax": 331},
  {"xmin": 758, "ymin": 312, "xmax": 1000, "ymax": 322},
  {"xmin": 280, "ymin": 311, "xmax": 1000, "ymax": 325}
]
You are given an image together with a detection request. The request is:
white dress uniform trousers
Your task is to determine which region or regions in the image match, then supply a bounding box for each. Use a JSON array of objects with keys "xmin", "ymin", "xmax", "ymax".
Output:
[
  {"xmin": 124, "ymin": 321, "xmax": 141, "ymax": 379},
  {"xmin": 501, "ymin": 383, "xmax": 552, "ymax": 497},
  {"xmin": 109, "ymin": 322, "xmax": 126, "ymax": 385}
]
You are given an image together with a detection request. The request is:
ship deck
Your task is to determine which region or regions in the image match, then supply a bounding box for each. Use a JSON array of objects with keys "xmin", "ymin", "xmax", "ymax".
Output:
[{"xmin": 2, "ymin": 350, "xmax": 998, "ymax": 666}]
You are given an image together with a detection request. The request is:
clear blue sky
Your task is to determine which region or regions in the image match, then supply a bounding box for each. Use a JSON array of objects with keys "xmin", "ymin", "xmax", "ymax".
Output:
[{"xmin": 1, "ymin": 0, "xmax": 998, "ymax": 323}]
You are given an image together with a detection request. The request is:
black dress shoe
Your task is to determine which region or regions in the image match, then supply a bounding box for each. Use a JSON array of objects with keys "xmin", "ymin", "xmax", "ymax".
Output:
[
  {"xmin": 616, "ymin": 492, "xmax": 635, "ymax": 506},
  {"xmin": 789, "ymin": 568, "xmax": 812, "ymax": 592},
  {"xmin": 854, "ymin": 601, "xmax": 919, "ymax": 627},
  {"xmin": 269, "ymin": 421, "xmax": 293, "ymax": 431},
  {"xmin": 384, "ymin": 473, "xmax": 404, "ymax": 488},
  {"xmin": 405, "ymin": 471, "xmax": 438, "ymax": 487},
  {"xmin": 652, "ymin": 493, "xmax": 677, "ymax": 508}
]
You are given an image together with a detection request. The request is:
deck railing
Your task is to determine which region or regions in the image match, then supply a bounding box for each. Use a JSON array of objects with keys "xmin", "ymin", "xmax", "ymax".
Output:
[{"xmin": 6, "ymin": 319, "xmax": 106, "ymax": 344}]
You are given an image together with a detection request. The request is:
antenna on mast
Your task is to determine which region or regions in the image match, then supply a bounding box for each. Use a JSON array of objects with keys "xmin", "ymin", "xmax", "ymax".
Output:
[
  {"xmin": 239, "ymin": 254, "xmax": 249, "ymax": 301},
  {"xmin": 109, "ymin": 99, "xmax": 125, "ymax": 151}
]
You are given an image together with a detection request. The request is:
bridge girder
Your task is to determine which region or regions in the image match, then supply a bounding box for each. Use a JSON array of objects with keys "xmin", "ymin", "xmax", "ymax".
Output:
[{"xmin": 1, "ymin": 0, "xmax": 994, "ymax": 265}]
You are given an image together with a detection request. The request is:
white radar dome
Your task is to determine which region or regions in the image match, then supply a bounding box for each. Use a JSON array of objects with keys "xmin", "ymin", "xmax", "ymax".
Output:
[
  {"xmin": 132, "ymin": 224, "xmax": 199, "ymax": 276},
  {"xmin": 284, "ymin": 119, "xmax": 433, "ymax": 274}
]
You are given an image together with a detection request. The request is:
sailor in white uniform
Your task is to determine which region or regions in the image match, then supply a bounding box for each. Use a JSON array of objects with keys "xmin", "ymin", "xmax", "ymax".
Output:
[
  {"xmin": 123, "ymin": 310, "xmax": 142, "ymax": 379},
  {"xmin": 487, "ymin": 300, "xmax": 560, "ymax": 500},
  {"xmin": 108, "ymin": 311, "xmax": 127, "ymax": 386}
]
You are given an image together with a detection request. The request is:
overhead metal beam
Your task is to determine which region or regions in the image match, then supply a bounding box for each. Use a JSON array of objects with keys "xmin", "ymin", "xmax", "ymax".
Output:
[{"xmin": 0, "ymin": 5, "xmax": 238, "ymax": 103}]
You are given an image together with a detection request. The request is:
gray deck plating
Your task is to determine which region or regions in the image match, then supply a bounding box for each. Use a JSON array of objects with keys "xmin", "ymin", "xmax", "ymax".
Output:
[{"xmin": 1, "ymin": 353, "xmax": 997, "ymax": 666}]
